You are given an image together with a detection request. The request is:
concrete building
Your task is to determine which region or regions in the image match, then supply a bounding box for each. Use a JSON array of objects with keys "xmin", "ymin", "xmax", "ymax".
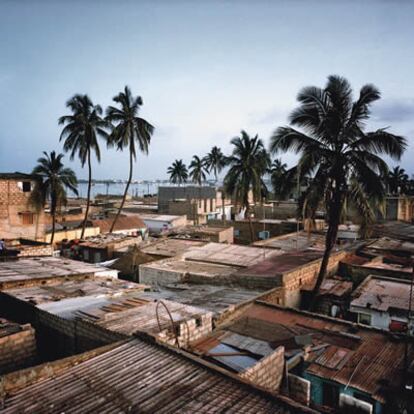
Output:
[
  {"xmin": 138, "ymin": 213, "xmax": 187, "ymax": 233},
  {"xmin": 158, "ymin": 185, "xmax": 220, "ymax": 224},
  {"xmin": 0, "ymin": 173, "xmax": 46, "ymax": 240},
  {"xmin": 208, "ymin": 218, "xmax": 299, "ymax": 245},
  {"xmin": 0, "ymin": 338, "xmax": 316, "ymax": 414},
  {"xmin": 350, "ymin": 275, "xmax": 413, "ymax": 331},
  {"xmin": 64, "ymin": 233, "xmax": 143, "ymax": 263}
]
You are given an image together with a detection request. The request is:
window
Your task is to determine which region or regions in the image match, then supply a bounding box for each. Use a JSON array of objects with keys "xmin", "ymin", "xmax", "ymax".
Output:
[
  {"xmin": 20, "ymin": 212, "xmax": 34, "ymax": 225},
  {"xmin": 195, "ymin": 317, "xmax": 202, "ymax": 327},
  {"xmin": 358, "ymin": 313, "xmax": 372, "ymax": 326},
  {"xmin": 22, "ymin": 181, "xmax": 32, "ymax": 192},
  {"xmin": 174, "ymin": 324, "xmax": 181, "ymax": 337}
]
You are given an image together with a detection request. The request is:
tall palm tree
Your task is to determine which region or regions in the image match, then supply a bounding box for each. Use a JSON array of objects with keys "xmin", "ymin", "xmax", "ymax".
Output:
[
  {"xmin": 388, "ymin": 166, "xmax": 409, "ymax": 195},
  {"xmin": 270, "ymin": 75, "xmax": 406, "ymax": 310},
  {"xmin": 189, "ymin": 155, "xmax": 208, "ymax": 185},
  {"xmin": 106, "ymin": 86, "xmax": 154, "ymax": 233},
  {"xmin": 270, "ymin": 158, "xmax": 287, "ymax": 199},
  {"xmin": 167, "ymin": 160, "xmax": 188, "ymax": 185},
  {"xmin": 59, "ymin": 94, "xmax": 108, "ymax": 238},
  {"xmin": 31, "ymin": 151, "xmax": 78, "ymax": 245},
  {"xmin": 204, "ymin": 146, "xmax": 226, "ymax": 182},
  {"xmin": 224, "ymin": 130, "xmax": 270, "ymax": 242}
]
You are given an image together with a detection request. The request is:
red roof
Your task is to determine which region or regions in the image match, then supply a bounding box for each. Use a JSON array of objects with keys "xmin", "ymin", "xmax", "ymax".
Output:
[{"xmin": 91, "ymin": 216, "xmax": 146, "ymax": 233}]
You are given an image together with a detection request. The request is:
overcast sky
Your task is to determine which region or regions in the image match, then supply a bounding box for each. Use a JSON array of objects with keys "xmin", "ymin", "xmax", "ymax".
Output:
[{"xmin": 1, "ymin": 0, "xmax": 413, "ymax": 180}]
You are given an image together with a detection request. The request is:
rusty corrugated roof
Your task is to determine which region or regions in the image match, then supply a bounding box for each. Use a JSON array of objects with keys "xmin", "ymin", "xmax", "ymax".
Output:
[{"xmin": 0, "ymin": 338, "xmax": 316, "ymax": 413}]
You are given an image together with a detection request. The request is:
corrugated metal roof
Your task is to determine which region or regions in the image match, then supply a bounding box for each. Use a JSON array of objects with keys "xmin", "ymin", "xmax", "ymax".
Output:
[
  {"xmin": 0, "ymin": 338, "xmax": 314, "ymax": 413},
  {"xmin": 193, "ymin": 302, "xmax": 411, "ymax": 402}
]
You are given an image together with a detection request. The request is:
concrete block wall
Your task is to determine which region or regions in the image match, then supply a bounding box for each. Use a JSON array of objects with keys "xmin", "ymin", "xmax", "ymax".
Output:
[
  {"xmin": 287, "ymin": 373, "xmax": 311, "ymax": 406},
  {"xmin": 17, "ymin": 244, "xmax": 54, "ymax": 257},
  {"xmin": 0, "ymin": 324, "xmax": 37, "ymax": 375},
  {"xmin": 139, "ymin": 262, "xmax": 185, "ymax": 285},
  {"xmin": 239, "ymin": 346, "xmax": 284, "ymax": 393},
  {"xmin": 158, "ymin": 313, "xmax": 213, "ymax": 349}
]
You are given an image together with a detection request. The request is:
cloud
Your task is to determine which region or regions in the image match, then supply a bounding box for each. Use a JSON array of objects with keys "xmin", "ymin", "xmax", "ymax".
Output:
[{"xmin": 372, "ymin": 99, "xmax": 414, "ymax": 123}]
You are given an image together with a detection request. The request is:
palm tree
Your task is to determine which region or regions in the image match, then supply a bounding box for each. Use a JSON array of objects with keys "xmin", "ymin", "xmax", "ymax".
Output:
[
  {"xmin": 388, "ymin": 166, "xmax": 409, "ymax": 195},
  {"xmin": 189, "ymin": 155, "xmax": 208, "ymax": 185},
  {"xmin": 204, "ymin": 146, "xmax": 226, "ymax": 182},
  {"xmin": 59, "ymin": 94, "xmax": 108, "ymax": 238},
  {"xmin": 270, "ymin": 75, "xmax": 406, "ymax": 310},
  {"xmin": 105, "ymin": 86, "xmax": 154, "ymax": 233},
  {"xmin": 31, "ymin": 151, "xmax": 78, "ymax": 245},
  {"xmin": 224, "ymin": 130, "xmax": 270, "ymax": 242},
  {"xmin": 167, "ymin": 160, "xmax": 188, "ymax": 185},
  {"xmin": 270, "ymin": 158, "xmax": 287, "ymax": 199}
]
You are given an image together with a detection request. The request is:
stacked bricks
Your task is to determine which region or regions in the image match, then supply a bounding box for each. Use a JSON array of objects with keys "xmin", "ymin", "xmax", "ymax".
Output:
[{"xmin": 239, "ymin": 346, "xmax": 285, "ymax": 393}]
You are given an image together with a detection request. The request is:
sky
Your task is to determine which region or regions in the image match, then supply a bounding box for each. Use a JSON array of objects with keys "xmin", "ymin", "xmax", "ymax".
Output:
[{"xmin": 1, "ymin": 0, "xmax": 414, "ymax": 181}]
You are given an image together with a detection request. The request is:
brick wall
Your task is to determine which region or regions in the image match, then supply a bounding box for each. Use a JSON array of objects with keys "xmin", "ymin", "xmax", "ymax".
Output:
[
  {"xmin": 0, "ymin": 178, "xmax": 46, "ymax": 239},
  {"xmin": 239, "ymin": 346, "xmax": 285, "ymax": 393},
  {"xmin": 259, "ymin": 250, "xmax": 349, "ymax": 308},
  {"xmin": 287, "ymin": 373, "xmax": 311, "ymax": 406},
  {"xmin": 0, "ymin": 293, "xmax": 124, "ymax": 360},
  {"xmin": 0, "ymin": 324, "xmax": 37, "ymax": 375}
]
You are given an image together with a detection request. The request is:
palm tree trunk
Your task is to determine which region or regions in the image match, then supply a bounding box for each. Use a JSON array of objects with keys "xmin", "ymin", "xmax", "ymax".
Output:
[
  {"xmin": 308, "ymin": 191, "xmax": 342, "ymax": 311},
  {"xmin": 110, "ymin": 149, "xmax": 133, "ymax": 233},
  {"xmin": 81, "ymin": 149, "xmax": 92, "ymax": 239},
  {"xmin": 50, "ymin": 211, "xmax": 56, "ymax": 246},
  {"xmin": 221, "ymin": 191, "xmax": 226, "ymax": 222},
  {"xmin": 246, "ymin": 205, "xmax": 255, "ymax": 243}
]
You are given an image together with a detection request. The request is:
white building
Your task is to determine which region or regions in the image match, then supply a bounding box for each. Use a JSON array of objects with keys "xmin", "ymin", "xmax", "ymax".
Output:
[{"xmin": 350, "ymin": 275, "xmax": 413, "ymax": 332}]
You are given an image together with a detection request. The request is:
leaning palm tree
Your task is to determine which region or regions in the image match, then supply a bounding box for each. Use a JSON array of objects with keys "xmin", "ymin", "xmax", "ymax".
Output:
[
  {"xmin": 31, "ymin": 151, "xmax": 78, "ymax": 245},
  {"xmin": 388, "ymin": 166, "xmax": 409, "ymax": 195},
  {"xmin": 270, "ymin": 75, "xmax": 406, "ymax": 310},
  {"xmin": 224, "ymin": 131, "xmax": 270, "ymax": 242},
  {"xmin": 167, "ymin": 159, "xmax": 188, "ymax": 185},
  {"xmin": 59, "ymin": 94, "xmax": 108, "ymax": 238},
  {"xmin": 204, "ymin": 146, "xmax": 226, "ymax": 182},
  {"xmin": 105, "ymin": 86, "xmax": 154, "ymax": 233},
  {"xmin": 189, "ymin": 155, "xmax": 208, "ymax": 185}
]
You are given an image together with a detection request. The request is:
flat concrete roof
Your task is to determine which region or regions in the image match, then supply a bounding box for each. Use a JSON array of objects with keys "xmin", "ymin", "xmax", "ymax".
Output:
[
  {"xmin": 140, "ymin": 257, "xmax": 238, "ymax": 279},
  {"xmin": 139, "ymin": 213, "xmax": 186, "ymax": 222},
  {"xmin": 238, "ymin": 250, "xmax": 325, "ymax": 278},
  {"xmin": 184, "ymin": 243, "xmax": 283, "ymax": 267},
  {"xmin": 141, "ymin": 238, "xmax": 206, "ymax": 257},
  {"xmin": 351, "ymin": 276, "xmax": 413, "ymax": 312},
  {"xmin": 253, "ymin": 231, "xmax": 326, "ymax": 251}
]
